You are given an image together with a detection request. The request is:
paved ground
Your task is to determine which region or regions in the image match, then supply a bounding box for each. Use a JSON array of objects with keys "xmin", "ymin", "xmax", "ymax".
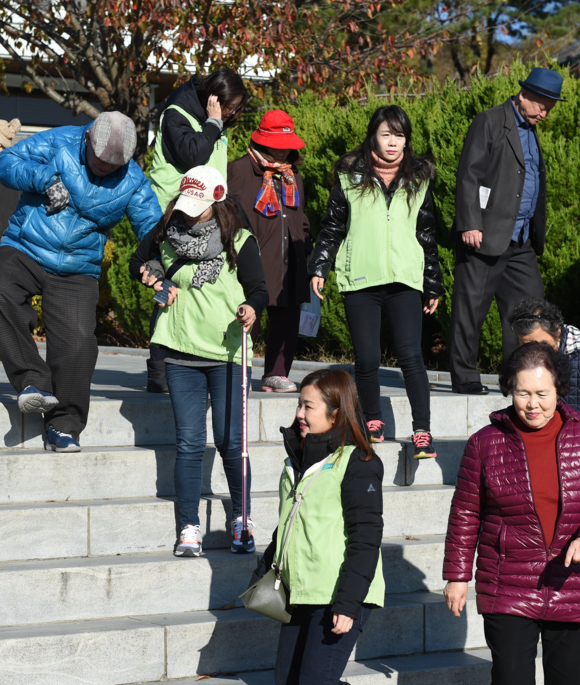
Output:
[{"xmin": 0, "ymin": 347, "xmax": 502, "ymax": 403}]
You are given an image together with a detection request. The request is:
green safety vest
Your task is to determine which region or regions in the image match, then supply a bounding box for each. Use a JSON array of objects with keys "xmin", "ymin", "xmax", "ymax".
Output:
[
  {"xmin": 150, "ymin": 229, "xmax": 254, "ymax": 364},
  {"xmin": 275, "ymin": 445, "xmax": 385, "ymax": 608},
  {"xmin": 334, "ymin": 173, "xmax": 428, "ymax": 294},
  {"xmin": 150, "ymin": 104, "xmax": 229, "ymax": 211}
]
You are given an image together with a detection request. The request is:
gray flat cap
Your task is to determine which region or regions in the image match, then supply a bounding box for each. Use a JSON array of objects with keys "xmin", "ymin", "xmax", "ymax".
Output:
[{"xmin": 88, "ymin": 111, "xmax": 137, "ymax": 165}]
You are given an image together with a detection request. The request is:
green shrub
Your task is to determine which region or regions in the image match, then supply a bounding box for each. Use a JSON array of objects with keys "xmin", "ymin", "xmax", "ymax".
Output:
[
  {"xmin": 106, "ymin": 149, "xmax": 156, "ymax": 343},
  {"xmin": 105, "ymin": 61, "xmax": 580, "ymax": 370}
]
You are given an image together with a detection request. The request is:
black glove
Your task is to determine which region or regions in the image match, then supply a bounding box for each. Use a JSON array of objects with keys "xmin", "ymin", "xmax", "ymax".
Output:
[{"xmin": 45, "ymin": 178, "xmax": 69, "ymax": 215}]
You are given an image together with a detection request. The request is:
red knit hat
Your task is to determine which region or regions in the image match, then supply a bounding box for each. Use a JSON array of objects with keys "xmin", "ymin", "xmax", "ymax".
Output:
[{"xmin": 251, "ymin": 110, "xmax": 305, "ymax": 150}]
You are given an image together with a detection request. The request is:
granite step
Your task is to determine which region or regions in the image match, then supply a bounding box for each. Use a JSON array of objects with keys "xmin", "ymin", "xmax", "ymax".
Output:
[
  {"xmin": 0, "ymin": 439, "xmax": 466, "ymax": 505},
  {"xmin": 0, "ymin": 535, "xmax": 472, "ymax": 626},
  {"xmin": 160, "ymin": 648, "xmax": 543, "ymax": 685},
  {"xmin": 0, "ymin": 591, "xmax": 484, "ymax": 685},
  {"xmin": 0, "ymin": 486, "xmax": 455, "ymax": 562},
  {"xmin": 0, "ymin": 393, "xmax": 508, "ymax": 449}
]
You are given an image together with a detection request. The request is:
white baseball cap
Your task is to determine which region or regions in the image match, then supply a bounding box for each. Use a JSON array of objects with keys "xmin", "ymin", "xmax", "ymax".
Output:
[{"xmin": 173, "ymin": 166, "xmax": 227, "ymax": 218}]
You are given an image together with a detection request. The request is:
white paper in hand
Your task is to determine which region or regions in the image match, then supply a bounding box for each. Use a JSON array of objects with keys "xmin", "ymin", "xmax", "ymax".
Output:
[{"xmin": 479, "ymin": 186, "xmax": 491, "ymax": 209}]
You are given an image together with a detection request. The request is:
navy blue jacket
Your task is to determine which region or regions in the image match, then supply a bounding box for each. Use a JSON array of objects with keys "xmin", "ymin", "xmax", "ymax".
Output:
[{"xmin": 0, "ymin": 123, "xmax": 162, "ymax": 278}]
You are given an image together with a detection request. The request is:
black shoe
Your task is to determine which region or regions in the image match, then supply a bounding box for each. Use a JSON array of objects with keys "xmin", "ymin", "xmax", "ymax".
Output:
[
  {"xmin": 452, "ymin": 381, "xmax": 490, "ymax": 395},
  {"xmin": 146, "ymin": 359, "xmax": 169, "ymax": 393},
  {"xmin": 412, "ymin": 430, "xmax": 437, "ymax": 459}
]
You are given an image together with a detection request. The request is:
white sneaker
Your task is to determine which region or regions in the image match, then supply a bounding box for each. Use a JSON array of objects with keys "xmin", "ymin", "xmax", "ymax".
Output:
[
  {"xmin": 175, "ymin": 524, "xmax": 203, "ymax": 557},
  {"xmin": 231, "ymin": 517, "xmax": 256, "ymax": 554}
]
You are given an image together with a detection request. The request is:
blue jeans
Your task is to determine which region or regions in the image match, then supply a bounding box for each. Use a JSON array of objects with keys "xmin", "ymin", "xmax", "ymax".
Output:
[
  {"xmin": 275, "ymin": 604, "xmax": 372, "ymax": 685},
  {"xmin": 166, "ymin": 363, "xmax": 252, "ymax": 530}
]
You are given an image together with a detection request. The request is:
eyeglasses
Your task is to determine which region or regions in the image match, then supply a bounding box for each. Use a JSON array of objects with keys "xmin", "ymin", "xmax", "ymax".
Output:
[{"xmin": 222, "ymin": 102, "xmax": 243, "ymax": 118}]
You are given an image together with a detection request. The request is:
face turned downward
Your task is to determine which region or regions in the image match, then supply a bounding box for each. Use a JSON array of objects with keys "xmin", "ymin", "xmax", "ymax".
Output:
[
  {"xmin": 502, "ymin": 342, "xmax": 569, "ymax": 430},
  {"xmin": 514, "ymin": 89, "xmax": 556, "ymax": 126},
  {"xmin": 85, "ymin": 111, "xmax": 137, "ymax": 177},
  {"xmin": 513, "ymin": 366, "xmax": 558, "ymax": 429}
]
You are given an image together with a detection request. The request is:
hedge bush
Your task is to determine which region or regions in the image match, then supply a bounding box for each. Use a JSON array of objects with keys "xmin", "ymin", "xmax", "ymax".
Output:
[{"xmin": 106, "ymin": 59, "xmax": 580, "ymax": 371}]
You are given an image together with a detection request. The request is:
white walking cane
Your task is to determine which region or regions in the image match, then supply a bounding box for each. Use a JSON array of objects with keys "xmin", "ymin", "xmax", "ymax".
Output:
[{"xmin": 237, "ymin": 306, "xmax": 250, "ymax": 543}]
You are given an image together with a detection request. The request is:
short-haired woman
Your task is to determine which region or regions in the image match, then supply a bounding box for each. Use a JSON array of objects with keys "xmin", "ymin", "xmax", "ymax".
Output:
[
  {"xmin": 509, "ymin": 297, "xmax": 580, "ymax": 410},
  {"xmin": 309, "ymin": 105, "xmax": 443, "ymax": 458},
  {"xmin": 228, "ymin": 111, "xmax": 312, "ymax": 393},
  {"xmin": 130, "ymin": 166, "xmax": 269, "ymax": 557},
  {"xmin": 443, "ymin": 341, "xmax": 580, "ymax": 685},
  {"xmin": 250, "ymin": 369, "xmax": 384, "ymax": 684}
]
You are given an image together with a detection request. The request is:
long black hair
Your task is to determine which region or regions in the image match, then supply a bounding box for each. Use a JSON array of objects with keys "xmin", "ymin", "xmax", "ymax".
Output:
[
  {"xmin": 154, "ymin": 196, "xmax": 242, "ymax": 271},
  {"xmin": 335, "ymin": 105, "xmax": 434, "ymax": 208},
  {"xmin": 196, "ymin": 69, "xmax": 249, "ymax": 123}
]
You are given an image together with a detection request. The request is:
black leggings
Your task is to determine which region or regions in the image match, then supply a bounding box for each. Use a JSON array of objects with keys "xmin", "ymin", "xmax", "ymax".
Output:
[{"xmin": 344, "ymin": 283, "xmax": 430, "ymax": 432}]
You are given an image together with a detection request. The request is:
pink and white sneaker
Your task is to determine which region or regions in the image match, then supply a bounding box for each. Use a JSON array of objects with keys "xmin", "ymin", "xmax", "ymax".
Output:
[{"xmin": 260, "ymin": 376, "xmax": 297, "ymax": 393}]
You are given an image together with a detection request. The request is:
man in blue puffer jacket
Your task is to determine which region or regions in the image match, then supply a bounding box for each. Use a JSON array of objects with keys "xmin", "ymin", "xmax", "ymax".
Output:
[{"xmin": 0, "ymin": 112, "xmax": 163, "ymax": 452}]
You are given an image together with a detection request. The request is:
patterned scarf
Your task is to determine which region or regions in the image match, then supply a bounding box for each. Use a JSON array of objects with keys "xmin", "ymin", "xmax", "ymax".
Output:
[
  {"xmin": 166, "ymin": 213, "xmax": 224, "ymax": 289},
  {"xmin": 248, "ymin": 146, "xmax": 300, "ymax": 217}
]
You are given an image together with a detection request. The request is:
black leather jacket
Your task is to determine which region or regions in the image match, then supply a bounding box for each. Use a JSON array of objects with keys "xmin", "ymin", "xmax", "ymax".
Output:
[{"xmin": 308, "ymin": 163, "xmax": 443, "ymax": 299}]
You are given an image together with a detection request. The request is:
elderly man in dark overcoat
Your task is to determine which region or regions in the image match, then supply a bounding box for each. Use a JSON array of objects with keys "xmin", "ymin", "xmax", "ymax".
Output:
[{"xmin": 449, "ymin": 68, "xmax": 565, "ymax": 395}]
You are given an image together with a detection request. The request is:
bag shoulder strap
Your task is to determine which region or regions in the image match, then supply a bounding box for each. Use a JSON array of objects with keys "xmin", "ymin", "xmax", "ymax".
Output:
[
  {"xmin": 166, "ymin": 258, "xmax": 187, "ymax": 280},
  {"xmin": 277, "ymin": 454, "xmax": 333, "ymax": 575}
]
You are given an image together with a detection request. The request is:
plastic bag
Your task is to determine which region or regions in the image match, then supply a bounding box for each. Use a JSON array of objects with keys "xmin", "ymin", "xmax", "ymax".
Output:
[{"xmin": 298, "ymin": 284, "xmax": 321, "ymax": 338}]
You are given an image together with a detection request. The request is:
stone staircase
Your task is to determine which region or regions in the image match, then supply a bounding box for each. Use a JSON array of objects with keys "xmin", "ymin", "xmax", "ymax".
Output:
[{"xmin": 0, "ymin": 376, "xmax": 543, "ymax": 684}]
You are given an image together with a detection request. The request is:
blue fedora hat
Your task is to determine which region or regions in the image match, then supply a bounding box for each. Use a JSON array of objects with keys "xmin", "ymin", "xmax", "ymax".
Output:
[{"xmin": 519, "ymin": 67, "xmax": 565, "ymax": 102}]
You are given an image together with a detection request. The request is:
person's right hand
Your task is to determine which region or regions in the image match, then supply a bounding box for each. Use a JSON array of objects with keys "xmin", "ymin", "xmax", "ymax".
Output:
[
  {"xmin": 462, "ymin": 230, "xmax": 483, "ymax": 249},
  {"xmin": 152, "ymin": 280, "xmax": 178, "ymax": 307},
  {"xmin": 140, "ymin": 265, "xmax": 159, "ymax": 288},
  {"xmin": 207, "ymin": 94, "xmax": 222, "ymax": 120},
  {"xmin": 311, "ymin": 276, "xmax": 325, "ymax": 301},
  {"xmin": 444, "ymin": 581, "xmax": 469, "ymax": 617}
]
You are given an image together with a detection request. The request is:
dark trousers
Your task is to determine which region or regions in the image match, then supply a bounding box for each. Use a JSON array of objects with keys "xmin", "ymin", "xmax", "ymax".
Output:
[
  {"xmin": 251, "ymin": 305, "xmax": 301, "ymax": 378},
  {"xmin": 275, "ymin": 604, "xmax": 371, "ymax": 685},
  {"xmin": 0, "ymin": 246, "xmax": 99, "ymax": 439},
  {"xmin": 149, "ymin": 305, "xmax": 166, "ymax": 362},
  {"xmin": 166, "ymin": 362, "xmax": 251, "ymax": 530},
  {"xmin": 450, "ymin": 239, "xmax": 544, "ymax": 386},
  {"xmin": 343, "ymin": 284, "xmax": 430, "ymax": 432},
  {"xmin": 483, "ymin": 613, "xmax": 580, "ymax": 685}
]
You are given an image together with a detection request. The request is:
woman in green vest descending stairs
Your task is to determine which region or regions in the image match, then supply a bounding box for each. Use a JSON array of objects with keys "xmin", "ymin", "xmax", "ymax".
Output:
[
  {"xmin": 146, "ymin": 69, "xmax": 249, "ymax": 393},
  {"xmin": 250, "ymin": 369, "xmax": 384, "ymax": 685},
  {"xmin": 309, "ymin": 105, "xmax": 443, "ymax": 460},
  {"xmin": 129, "ymin": 166, "xmax": 269, "ymax": 557}
]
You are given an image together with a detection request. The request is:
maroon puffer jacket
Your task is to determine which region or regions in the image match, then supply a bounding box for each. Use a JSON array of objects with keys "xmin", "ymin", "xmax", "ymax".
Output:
[{"xmin": 443, "ymin": 401, "xmax": 580, "ymax": 621}]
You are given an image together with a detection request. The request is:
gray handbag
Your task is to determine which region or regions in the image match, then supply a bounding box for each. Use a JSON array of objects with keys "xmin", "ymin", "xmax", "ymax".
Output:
[{"xmin": 239, "ymin": 456, "xmax": 331, "ymax": 623}]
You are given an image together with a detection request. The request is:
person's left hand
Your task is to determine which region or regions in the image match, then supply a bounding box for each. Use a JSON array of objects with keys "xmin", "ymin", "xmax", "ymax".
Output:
[
  {"xmin": 45, "ymin": 178, "xmax": 70, "ymax": 215},
  {"xmin": 236, "ymin": 305, "xmax": 256, "ymax": 331},
  {"xmin": 332, "ymin": 613, "xmax": 354, "ymax": 635},
  {"xmin": 564, "ymin": 539, "xmax": 580, "ymax": 567},
  {"xmin": 423, "ymin": 298, "xmax": 439, "ymax": 314},
  {"xmin": 152, "ymin": 280, "xmax": 178, "ymax": 307}
]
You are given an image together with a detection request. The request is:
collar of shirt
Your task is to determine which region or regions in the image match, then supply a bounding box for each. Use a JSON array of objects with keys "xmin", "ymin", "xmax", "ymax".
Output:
[{"xmin": 511, "ymin": 98, "xmax": 533, "ymax": 131}]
